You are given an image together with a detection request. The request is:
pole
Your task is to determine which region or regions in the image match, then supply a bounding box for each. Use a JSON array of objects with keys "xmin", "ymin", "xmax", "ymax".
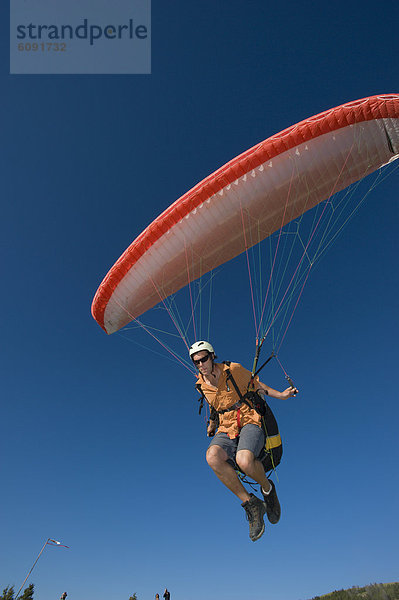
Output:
[{"xmin": 15, "ymin": 538, "xmax": 50, "ymax": 600}]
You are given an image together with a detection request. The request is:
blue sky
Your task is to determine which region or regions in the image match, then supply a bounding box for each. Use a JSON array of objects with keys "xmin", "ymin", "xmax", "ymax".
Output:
[{"xmin": 1, "ymin": 2, "xmax": 398, "ymax": 600}]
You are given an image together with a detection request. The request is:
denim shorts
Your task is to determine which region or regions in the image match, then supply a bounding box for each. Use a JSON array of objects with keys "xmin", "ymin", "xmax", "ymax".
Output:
[{"xmin": 208, "ymin": 424, "xmax": 265, "ymax": 465}]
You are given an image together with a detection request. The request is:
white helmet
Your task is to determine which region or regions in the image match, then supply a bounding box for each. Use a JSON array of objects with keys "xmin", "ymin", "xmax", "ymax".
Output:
[{"xmin": 189, "ymin": 340, "xmax": 215, "ymax": 358}]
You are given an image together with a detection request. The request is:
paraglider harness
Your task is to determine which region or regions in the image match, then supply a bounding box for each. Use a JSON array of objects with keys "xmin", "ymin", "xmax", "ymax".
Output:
[{"xmin": 196, "ymin": 361, "xmax": 282, "ymax": 474}]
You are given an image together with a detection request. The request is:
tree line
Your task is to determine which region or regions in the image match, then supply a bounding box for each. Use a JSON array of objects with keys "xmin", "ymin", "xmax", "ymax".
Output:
[
  {"xmin": 309, "ymin": 582, "xmax": 399, "ymax": 600},
  {"xmin": 1, "ymin": 586, "xmax": 139, "ymax": 600},
  {"xmin": 0, "ymin": 584, "xmax": 34, "ymax": 600}
]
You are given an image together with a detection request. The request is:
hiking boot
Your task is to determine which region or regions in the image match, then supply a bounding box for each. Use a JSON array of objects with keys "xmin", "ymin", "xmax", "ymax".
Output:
[
  {"xmin": 262, "ymin": 479, "xmax": 281, "ymax": 524},
  {"xmin": 241, "ymin": 493, "xmax": 266, "ymax": 541}
]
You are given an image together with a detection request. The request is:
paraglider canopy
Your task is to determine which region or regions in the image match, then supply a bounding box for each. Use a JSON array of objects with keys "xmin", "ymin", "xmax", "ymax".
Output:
[{"xmin": 92, "ymin": 94, "xmax": 399, "ymax": 336}]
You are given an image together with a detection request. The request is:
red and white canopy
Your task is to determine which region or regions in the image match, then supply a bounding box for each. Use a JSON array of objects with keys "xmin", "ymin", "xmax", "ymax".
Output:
[{"xmin": 92, "ymin": 94, "xmax": 399, "ymax": 334}]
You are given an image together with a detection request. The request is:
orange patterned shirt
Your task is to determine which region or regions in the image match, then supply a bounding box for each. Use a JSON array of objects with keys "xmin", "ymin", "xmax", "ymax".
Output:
[{"xmin": 196, "ymin": 362, "xmax": 261, "ymax": 439}]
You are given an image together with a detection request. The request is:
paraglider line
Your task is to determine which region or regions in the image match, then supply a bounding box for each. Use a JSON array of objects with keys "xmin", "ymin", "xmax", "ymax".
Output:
[
  {"xmin": 184, "ymin": 244, "xmax": 197, "ymax": 342},
  {"xmin": 276, "ymin": 264, "xmax": 313, "ymax": 353},
  {"xmin": 257, "ymin": 164, "xmax": 295, "ymax": 339},
  {"xmin": 240, "ymin": 203, "xmax": 258, "ymax": 335},
  {"xmin": 261, "ymin": 141, "xmax": 356, "ymax": 345},
  {"xmin": 148, "ymin": 277, "xmax": 190, "ymax": 352},
  {"xmin": 114, "ymin": 299, "xmax": 196, "ymax": 375}
]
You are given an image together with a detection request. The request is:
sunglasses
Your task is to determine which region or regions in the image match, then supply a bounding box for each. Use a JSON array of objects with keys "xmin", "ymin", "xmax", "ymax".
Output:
[{"xmin": 193, "ymin": 354, "xmax": 211, "ymax": 366}]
